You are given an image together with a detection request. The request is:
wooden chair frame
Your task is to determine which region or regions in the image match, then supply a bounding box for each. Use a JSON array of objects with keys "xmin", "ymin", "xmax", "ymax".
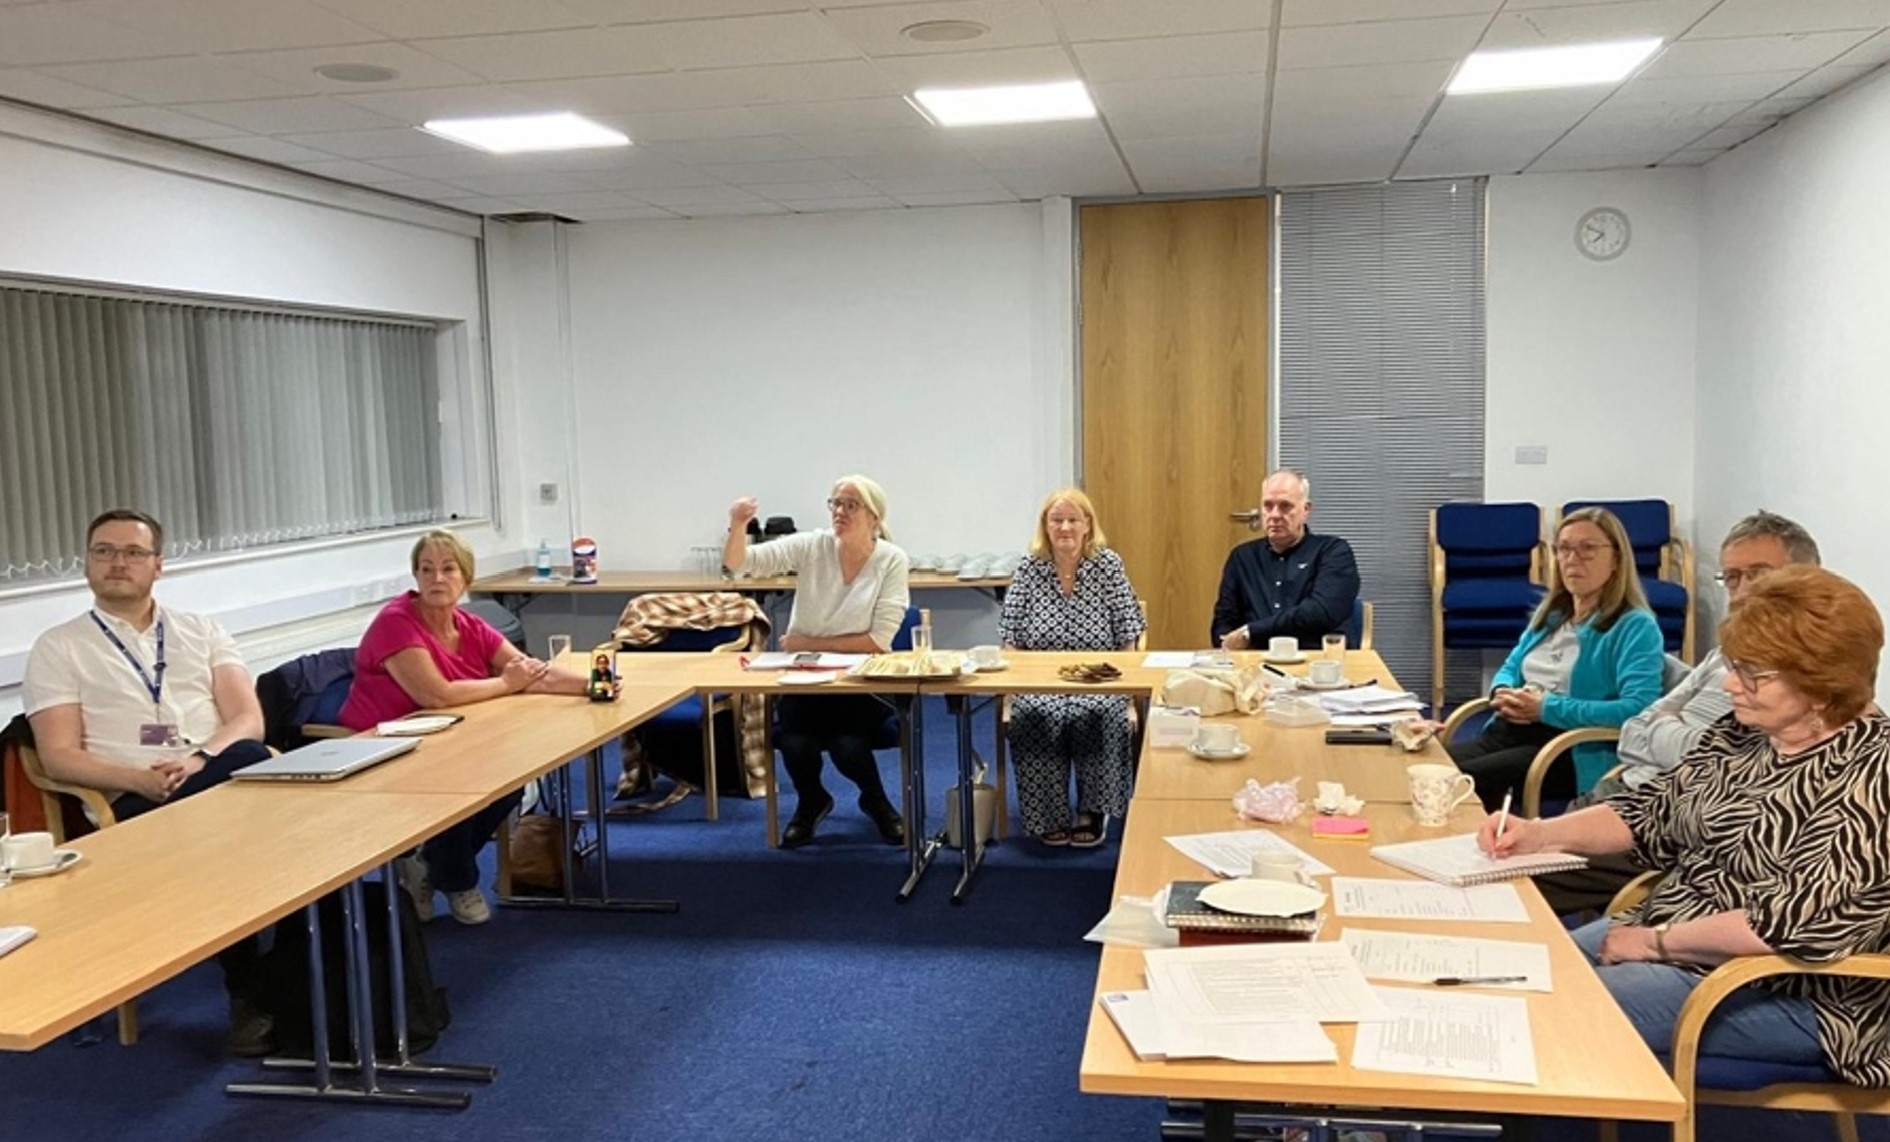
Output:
[{"xmin": 1440, "ymin": 698, "xmax": 1621, "ymax": 818}]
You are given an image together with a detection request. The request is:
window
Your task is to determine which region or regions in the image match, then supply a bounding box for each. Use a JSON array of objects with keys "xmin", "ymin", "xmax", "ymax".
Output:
[
  {"xmin": 1277, "ymin": 180, "xmax": 1487, "ymax": 709},
  {"xmin": 0, "ymin": 283, "xmax": 447, "ymax": 583}
]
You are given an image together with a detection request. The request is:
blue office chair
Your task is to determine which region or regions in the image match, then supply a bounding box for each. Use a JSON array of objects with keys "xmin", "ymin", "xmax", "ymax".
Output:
[
  {"xmin": 1340, "ymin": 598, "xmax": 1374, "ymax": 652},
  {"xmin": 1562, "ymin": 499, "xmax": 1694, "ymax": 662},
  {"xmin": 1430, "ymin": 502, "xmax": 1548, "ymax": 714}
]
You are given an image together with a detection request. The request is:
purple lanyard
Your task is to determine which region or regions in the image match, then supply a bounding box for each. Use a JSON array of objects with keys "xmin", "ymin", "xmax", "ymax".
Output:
[{"xmin": 90, "ymin": 611, "xmax": 166, "ymax": 706}]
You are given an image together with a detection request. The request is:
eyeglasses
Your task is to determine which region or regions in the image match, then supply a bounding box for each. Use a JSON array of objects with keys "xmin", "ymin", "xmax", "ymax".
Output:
[
  {"xmin": 1553, "ymin": 541, "xmax": 1613, "ymax": 562},
  {"xmin": 1714, "ymin": 567, "xmax": 1776, "ymax": 590},
  {"xmin": 1727, "ymin": 659, "xmax": 1782, "ymax": 690},
  {"xmin": 87, "ymin": 544, "xmax": 157, "ymax": 565},
  {"xmin": 826, "ymin": 498, "xmax": 866, "ymax": 515}
]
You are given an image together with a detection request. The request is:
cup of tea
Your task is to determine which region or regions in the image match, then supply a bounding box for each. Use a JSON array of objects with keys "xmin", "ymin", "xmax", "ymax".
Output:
[
  {"xmin": 969, "ymin": 644, "xmax": 1004, "ymax": 669},
  {"xmin": 1407, "ymin": 763, "xmax": 1477, "ymax": 827},
  {"xmin": 2, "ymin": 830, "xmax": 57, "ymax": 871},
  {"xmin": 1194, "ymin": 723, "xmax": 1240, "ymax": 753},
  {"xmin": 1250, "ymin": 851, "xmax": 1304, "ymax": 883},
  {"xmin": 1268, "ymin": 636, "xmax": 1299, "ymax": 658},
  {"xmin": 1308, "ymin": 659, "xmax": 1345, "ymax": 686}
]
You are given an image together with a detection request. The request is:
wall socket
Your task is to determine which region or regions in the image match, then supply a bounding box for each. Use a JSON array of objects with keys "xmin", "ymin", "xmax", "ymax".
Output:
[
  {"xmin": 1514, "ymin": 445, "xmax": 1549, "ymax": 465},
  {"xmin": 539, "ymin": 482, "xmax": 560, "ymax": 505}
]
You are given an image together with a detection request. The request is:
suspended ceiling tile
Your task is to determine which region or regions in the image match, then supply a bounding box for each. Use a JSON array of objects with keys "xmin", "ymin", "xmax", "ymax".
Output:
[
  {"xmin": 658, "ymin": 200, "xmax": 790, "ymax": 216},
  {"xmin": 284, "ymin": 156, "xmax": 419, "ymax": 182},
  {"xmin": 1609, "ymin": 70, "xmax": 1810, "ymax": 103},
  {"xmin": 171, "ymin": 95, "xmax": 407, "ymax": 133},
  {"xmin": 334, "ymin": 84, "xmax": 556, "ymax": 123},
  {"xmin": 557, "ymin": 0, "xmax": 805, "ymax": 21},
  {"xmin": 300, "ymin": 0, "xmax": 590, "ymax": 39},
  {"xmin": 631, "ymin": 12, "xmax": 861, "ymax": 70},
  {"xmin": 778, "ymin": 196, "xmax": 903, "ymax": 212},
  {"xmin": 0, "ymin": 4, "xmax": 238, "ymax": 65},
  {"xmin": 277, "ymin": 126, "xmax": 507, "ymax": 159},
  {"xmin": 1282, "ymin": 0, "xmax": 1499, "ymax": 25},
  {"xmin": 745, "ymin": 177, "xmax": 881, "ymax": 200},
  {"xmin": 1046, "ymin": 0, "xmax": 1270, "ymax": 42},
  {"xmin": 1478, "ymin": 0, "xmax": 1716, "ymax": 51},
  {"xmin": 224, "ymin": 41, "xmax": 490, "ymax": 95},
  {"xmin": 614, "ymin": 106, "xmax": 781, "ymax": 143},
  {"xmin": 1269, "ymin": 60, "xmax": 1455, "ymax": 108},
  {"xmin": 86, "ymin": 104, "xmax": 252, "ymax": 138},
  {"xmin": 70, "ymin": 0, "xmax": 383, "ymax": 54},
  {"xmin": 893, "ymin": 189, "xmax": 1021, "ymax": 206},
  {"xmin": 0, "ymin": 67, "xmax": 136, "ymax": 108},
  {"xmin": 631, "ymin": 183, "xmax": 779, "ymax": 207},
  {"xmin": 1277, "ymin": 15, "xmax": 1489, "ymax": 69},
  {"xmin": 1071, "ymin": 31, "xmax": 1268, "ymax": 82},
  {"xmin": 1686, "ymin": 0, "xmax": 1890, "ymax": 39},
  {"xmin": 697, "ymin": 157, "xmax": 855, "ymax": 184},
  {"xmin": 45, "ymin": 56, "xmax": 308, "ymax": 103},
  {"xmin": 1090, "ymin": 72, "xmax": 1266, "ymax": 140},
  {"xmin": 746, "ymin": 97, "xmax": 922, "ymax": 134},
  {"xmin": 1777, "ymin": 62, "xmax": 1883, "ymax": 97},
  {"xmin": 869, "ymin": 45, "xmax": 1079, "ymax": 89},
  {"xmin": 1134, "ymin": 155, "xmax": 1263, "ymax": 193},
  {"xmin": 1640, "ymin": 30, "xmax": 1875, "ymax": 78},
  {"xmin": 821, "ymin": 1, "xmax": 1061, "ymax": 56},
  {"xmin": 428, "ymin": 195, "xmax": 530, "ymax": 214},
  {"xmin": 448, "ymin": 170, "xmax": 624, "ymax": 196},
  {"xmin": 785, "ymin": 126, "xmax": 955, "ymax": 159},
  {"xmin": 1267, "ymin": 147, "xmax": 1403, "ymax": 187},
  {"xmin": 503, "ymin": 71, "xmax": 761, "ymax": 115},
  {"xmin": 989, "ymin": 164, "xmax": 1137, "ymax": 197},
  {"xmin": 1424, "ymin": 86, "xmax": 1610, "ymax": 131},
  {"xmin": 638, "ymin": 134, "xmax": 811, "ymax": 164},
  {"xmin": 410, "ymin": 28, "xmax": 672, "ymax": 84},
  {"xmin": 1659, "ymin": 147, "xmax": 1728, "ymax": 165},
  {"xmin": 201, "ymin": 134, "xmax": 337, "ymax": 164},
  {"xmin": 1399, "ymin": 132, "xmax": 1551, "ymax": 178},
  {"xmin": 833, "ymin": 149, "xmax": 990, "ymax": 180}
]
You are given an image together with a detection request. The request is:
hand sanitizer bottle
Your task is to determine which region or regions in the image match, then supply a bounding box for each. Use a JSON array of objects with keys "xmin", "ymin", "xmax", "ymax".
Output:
[{"xmin": 535, "ymin": 539, "xmax": 553, "ymax": 580}]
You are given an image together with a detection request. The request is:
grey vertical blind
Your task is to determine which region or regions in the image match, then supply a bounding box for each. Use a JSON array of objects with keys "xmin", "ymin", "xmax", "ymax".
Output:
[
  {"xmin": 1277, "ymin": 179, "xmax": 1487, "ymax": 710},
  {"xmin": 0, "ymin": 284, "xmax": 443, "ymax": 582}
]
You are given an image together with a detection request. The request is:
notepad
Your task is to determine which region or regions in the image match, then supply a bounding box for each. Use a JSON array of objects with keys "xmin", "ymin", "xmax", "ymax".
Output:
[
  {"xmin": 0, "ymin": 926, "xmax": 36, "ymax": 959},
  {"xmin": 1369, "ymin": 833, "xmax": 1585, "ymax": 887},
  {"xmin": 1164, "ymin": 881, "xmax": 1323, "ymax": 938}
]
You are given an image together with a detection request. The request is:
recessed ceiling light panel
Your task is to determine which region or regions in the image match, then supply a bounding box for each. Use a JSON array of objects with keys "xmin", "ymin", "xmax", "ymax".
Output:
[
  {"xmin": 420, "ymin": 112, "xmax": 630, "ymax": 154},
  {"xmin": 1448, "ymin": 38, "xmax": 1663, "ymax": 95},
  {"xmin": 909, "ymin": 80, "xmax": 1096, "ymax": 127},
  {"xmin": 315, "ymin": 62, "xmax": 399, "ymax": 83},
  {"xmin": 902, "ymin": 20, "xmax": 989, "ymax": 43}
]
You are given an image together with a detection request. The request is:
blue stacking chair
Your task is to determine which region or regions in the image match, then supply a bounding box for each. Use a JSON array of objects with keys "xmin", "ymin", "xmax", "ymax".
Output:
[
  {"xmin": 1429, "ymin": 502, "xmax": 1548, "ymax": 714},
  {"xmin": 1562, "ymin": 498, "xmax": 1694, "ymax": 662}
]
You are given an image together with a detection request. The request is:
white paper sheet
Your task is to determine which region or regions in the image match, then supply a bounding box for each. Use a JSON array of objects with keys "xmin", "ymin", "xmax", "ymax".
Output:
[
  {"xmin": 1142, "ymin": 651, "xmax": 1196, "ymax": 668},
  {"xmin": 743, "ymin": 652, "xmax": 870, "ymax": 670},
  {"xmin": 1143, "ymin": 942, "xmax": 1390, "ymax": 1024},
  {"xmin": 1166, "ymin": 829, "xmax": 1337, "ymax": 879},
  {"xmin": 1100, "ymin": 991, "xmax": 1337, "ymax": 1063},
  {"xmin": 1316, "ymin": 685, "xmax": 1423, "ymax": 715},
  {"xmin": 1084, "ymin": 895, "xmax": 1180, "ymax": 949},
  {"xmin": 1329, "ymin": 712, "xmax": 1424, "ymax": 727},
  {"xmin": 1339, "ymin": 929, "xmax": 1553, "ymax": 991},
  {"xmin": 1352, "ymin": 986, "xmax": 1539, "ymax": 1085},
  {"xmin": 1329, "ymin": 877, "xmax": 1531, "ymax": 923}
]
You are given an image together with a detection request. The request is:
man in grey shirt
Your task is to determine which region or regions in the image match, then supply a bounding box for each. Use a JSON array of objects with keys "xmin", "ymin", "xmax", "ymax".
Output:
[{"xmin": 1537, "ymin": 510, "xmax": 1821, "ymax": 915}]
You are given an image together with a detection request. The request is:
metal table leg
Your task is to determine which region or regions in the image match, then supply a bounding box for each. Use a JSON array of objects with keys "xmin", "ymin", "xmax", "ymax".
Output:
[
  {"xmin": 948, "ymin": 692, "xmax": 987, "ymax": 904},
  {"xmin": 897, "ymin": 695, "xmax": 946, "ymax": 902},
  {"xmin": 503, "ymin": 746, "xmax": 678, "ymax": 913}
]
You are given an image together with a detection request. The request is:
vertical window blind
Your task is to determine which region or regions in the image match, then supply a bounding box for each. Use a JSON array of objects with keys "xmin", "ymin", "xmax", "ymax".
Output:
[
  {"xmin": 0, "ymin": 284, "xmax": 443, "ymax": 583},
  {"xmin": 1276, "ymin": 179, "xmax": 1487, "ymax": 710}
]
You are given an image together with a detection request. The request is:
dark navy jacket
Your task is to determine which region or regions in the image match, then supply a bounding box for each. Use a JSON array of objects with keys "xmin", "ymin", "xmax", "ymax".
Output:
[{"xmin": 1210, "ymin": 529, "xmax": 1360, "ymax": 649}]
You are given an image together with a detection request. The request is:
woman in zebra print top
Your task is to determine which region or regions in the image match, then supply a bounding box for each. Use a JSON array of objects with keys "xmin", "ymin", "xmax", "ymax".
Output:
[{"xmin": 1480, "ymin": 565, "xmax": 1890, "ymax": 1083}]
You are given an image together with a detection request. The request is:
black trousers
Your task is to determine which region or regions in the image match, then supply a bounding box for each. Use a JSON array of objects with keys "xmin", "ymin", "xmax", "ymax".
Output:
[
  {"xmin": 774, "ymin": 694, "xmax": 895, "ymax": 811},
  {"xmin": 1447, "ymin": 718, "xmax": 1574, "ymax": 811},
  {"xmin": 115, "ymin": 739, "xmax": 274, "ymax": 1002}
]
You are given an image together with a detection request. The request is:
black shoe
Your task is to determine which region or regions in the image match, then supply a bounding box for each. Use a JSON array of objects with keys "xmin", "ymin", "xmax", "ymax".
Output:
[
  {"xmin": 862, "ymin": 797, "xmax": 906, "ymax": 847},
  {"xmin": 226, "ymin": 997, "xmax": 274, "ymax": 1058},
  {"xmin": 781, "ymin": 794, "xmax": 834, "ymax": 849}
]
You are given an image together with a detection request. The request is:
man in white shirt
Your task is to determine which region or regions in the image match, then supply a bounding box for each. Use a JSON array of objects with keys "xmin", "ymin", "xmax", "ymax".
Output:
[
  {"xmin": 1537, "ymin": 510, "xmax": 1820, "ymax": 915},
  {"xmin": 22, "ymin": 509, "xmax": 275, "ymax": 1054}
]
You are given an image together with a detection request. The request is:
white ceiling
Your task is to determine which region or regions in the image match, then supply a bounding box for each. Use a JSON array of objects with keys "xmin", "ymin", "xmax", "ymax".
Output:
[{"xmin": 1, "ymin": 0, "xmax": 1886, "ymax": 219}]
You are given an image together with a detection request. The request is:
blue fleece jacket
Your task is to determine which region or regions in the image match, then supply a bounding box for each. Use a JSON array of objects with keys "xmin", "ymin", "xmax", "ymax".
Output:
[{"xmin": 1492, "ymin": 606, "xmax": 1666, "ymax": 790}]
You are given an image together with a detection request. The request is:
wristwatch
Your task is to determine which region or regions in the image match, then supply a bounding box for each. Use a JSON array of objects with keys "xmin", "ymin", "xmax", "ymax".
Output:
[{"xmin": 1652, "ymin": 921, "xmax": 1673, "ymax": 960}]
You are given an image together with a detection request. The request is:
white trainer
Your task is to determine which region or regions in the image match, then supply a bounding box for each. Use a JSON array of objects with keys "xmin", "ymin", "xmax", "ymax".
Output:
[
  {"xmin": 446, "ymin": 887, "xmax": 491, "ymax": 925},
  {"xmin": 394, "ymin": 853, "xmax": 435, "ymax": 923}
]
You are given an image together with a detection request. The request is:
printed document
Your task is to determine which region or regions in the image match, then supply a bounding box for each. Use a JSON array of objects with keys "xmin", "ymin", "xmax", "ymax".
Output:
[
  {"xmin": 1167, "ymin": 829, "xmax": 1336, "ymax": 879},
  {"xmin": 1329, "ymin": 877, "xmax": 1531, "ymax": 923},
  {"xmin": 1339, "ymin": 929, "xmax": 1552, "ymax": 992},
  {"xmin": 1100, "ymin": 991, "xmax": 1337, "ymax": 1063},
  {"xmin": 1352, "ymin": 986, "xmax": 1539, "ymax": 1085},
  {"xmin": 1143, "ymin": 942, "xmax": 1389, "ymax": 1024}
]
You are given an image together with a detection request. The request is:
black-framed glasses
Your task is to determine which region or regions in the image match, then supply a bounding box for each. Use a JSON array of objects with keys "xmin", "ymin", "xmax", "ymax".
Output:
[
  {"xmin": 826, "ymin": 498, "xmax": 866, "ymax": 515},
  {"xmin": 1726, "ymin": 659, "xmax": 1782, "ymax": 690},
  {"xmin": 1713, "ymin": 566, "xmax": 1777, "ymax": 590},
  {"xmin": 87, "ymin": 544, "xmax": 157, "ymax": 565}
]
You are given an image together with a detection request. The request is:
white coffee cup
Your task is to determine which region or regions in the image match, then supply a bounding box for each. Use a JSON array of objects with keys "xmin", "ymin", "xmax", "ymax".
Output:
[
  {"xmin": 3, "ymin": 830, "xmax": 57, "ymax": 871},
  {"xmin": 969, "ymin": 644, "xmax": 1003, "ymax": 668},
  {"xmin": 1308, "ymin": 659, "xmax": 1345, "ymax": 686},
  {"xmin": 1407, "ymin": 763, "xmax": 1477, "ymax": 827},
  {"xmin": 1194, "ymin": 722, "xmax": 1240, "ymax": 753},
  {"xmin": 1250, "ymin": 851, "xmax": 1304, "ymax": 883},
  {"xmin": 1268, "ymin": 636, "xmax": 1299, "ymax": 659}
]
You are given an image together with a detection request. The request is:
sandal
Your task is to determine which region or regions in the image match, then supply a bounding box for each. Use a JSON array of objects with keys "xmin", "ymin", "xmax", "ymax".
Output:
[
  {"xmin": 1038, "ymin": 829, "xmax": 1071, "ymax": 847},
  {"xmin": 1069, "ymin": 814, "xmax": 1108, "ymax": 848}
]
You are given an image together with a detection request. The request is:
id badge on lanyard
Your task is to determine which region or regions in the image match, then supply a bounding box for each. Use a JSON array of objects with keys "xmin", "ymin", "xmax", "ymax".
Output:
[{"xmin": 90, "ymin": 611, "xmax": 178, "ymax": 746}]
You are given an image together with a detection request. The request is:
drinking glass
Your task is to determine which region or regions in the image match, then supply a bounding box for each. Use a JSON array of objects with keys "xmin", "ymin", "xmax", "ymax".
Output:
[
  {"xmin": 911, "ymin": 612, "xmax": 933, "ymax": 671},
  {"xmin": 547, "ymin": 634, "xmax": 573, "ymax": 662},
  {"xmin": 0, "ymin": 811, "xmax": 11, "ymax": 889},
  {"xmin": 1323, "ymin": 633, "xmax": 1346, "ymax": 662}
]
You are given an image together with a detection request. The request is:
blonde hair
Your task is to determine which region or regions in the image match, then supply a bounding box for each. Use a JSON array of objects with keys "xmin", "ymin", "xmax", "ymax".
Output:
[
  {"xmin": 1532, "ymin": 507, "xmax": 1647, "ymax": 632},
  {"xmin": 410, "ymin": 529, "xmax": 475, "ymax": 582},
  {"xmin": 1029, "ymin": 487, "xmax": 1107, "ymax": 562},
  {"xmin": 834, "ymin": 474, "xmax": 891, "ymax": 541}
]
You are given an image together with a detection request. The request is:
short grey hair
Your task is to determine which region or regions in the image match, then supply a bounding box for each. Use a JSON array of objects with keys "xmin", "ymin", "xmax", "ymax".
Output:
[
  {"xmin": 1265, "ymin": 469, "xmax": 1311, "ymax": 499},
  {"xmin": 1722, "ymin": 510, "xmax": 1820, "ymax": 566}
]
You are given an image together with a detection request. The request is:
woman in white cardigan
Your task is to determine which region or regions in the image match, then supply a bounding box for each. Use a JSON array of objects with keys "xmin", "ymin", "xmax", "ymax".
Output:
[{"xmin": 723, "ymin": 475, "xmax": 910, "ymax": 848}]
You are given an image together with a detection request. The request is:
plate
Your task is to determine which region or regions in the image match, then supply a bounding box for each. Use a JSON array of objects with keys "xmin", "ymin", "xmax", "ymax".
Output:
[
  {"xmin": 1186, "ymin": 742, "xmax": 1251, "ymax": 761},
  {"xmin": 378, "ymin": 714, "xmax": 462, "ymax": 735},
  {"xmin": 1198, "ymin": 878, "xmax": 1325, "ymax": 918},
  {"xmin": 9, "ymin": 849, "xmax": 81, "ymax": 879},
  {"xmin": 778, "ymin": 671, "xmax": 842, "ymax": 686},
  {"xmin": 1264, "ymin": 652, "xmax": 1307, "ymax": 665},
  {"xmin": 970, "ymin": 659, "xmax": 1010, "ymax": 673}
]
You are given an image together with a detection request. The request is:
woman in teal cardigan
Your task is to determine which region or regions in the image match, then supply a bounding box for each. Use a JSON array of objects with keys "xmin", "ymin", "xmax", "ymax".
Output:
[{"xmin": 1450, "ymin": 506, "xmax": 1666, "ymax": 810}]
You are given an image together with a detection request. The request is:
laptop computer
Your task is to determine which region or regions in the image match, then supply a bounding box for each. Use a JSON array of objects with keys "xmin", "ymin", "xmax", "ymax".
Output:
[{"xmin": 231, "ymin": 736, "xmax": 421, "ymax": 783}]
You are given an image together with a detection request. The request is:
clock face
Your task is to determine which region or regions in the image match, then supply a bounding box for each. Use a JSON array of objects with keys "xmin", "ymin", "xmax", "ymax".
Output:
[{"xmin": 1576, "ymin": 207, "xmax": 1630, "ymax": 261}]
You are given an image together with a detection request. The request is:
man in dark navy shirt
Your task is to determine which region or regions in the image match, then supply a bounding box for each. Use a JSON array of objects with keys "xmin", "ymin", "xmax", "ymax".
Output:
[{"xmin": 1212, "ymin": 470, "xmax": 1360, "ymax": 651}]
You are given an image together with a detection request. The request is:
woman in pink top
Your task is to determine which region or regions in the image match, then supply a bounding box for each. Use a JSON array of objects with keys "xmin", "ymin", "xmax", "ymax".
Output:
[{"xmin": 340, "ymin": 529, "xmax": 592, "ymax": 924}]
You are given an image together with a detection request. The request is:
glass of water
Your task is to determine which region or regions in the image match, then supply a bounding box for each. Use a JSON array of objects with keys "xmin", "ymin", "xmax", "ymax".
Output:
[
  {"xmin": 1323, "ymin": 633, "xmax": 1346, "ymax": 661},
  {"xmin": 547, "ymin": 634, "xmax": 573, "ymax": 662}
]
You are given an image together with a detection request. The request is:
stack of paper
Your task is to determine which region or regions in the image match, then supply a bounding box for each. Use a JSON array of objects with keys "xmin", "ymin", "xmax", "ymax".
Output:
[
  {"xmin": 1165, "ymin": 829, "xmax": 1336, "ymax": 880},
  {"xmin": 743, "ymin": 652, "xmax": 869, "ymax": 671},
  {"xmin": 1315, "ymin": 685, "xmax": 1424, "ymax": 719}
]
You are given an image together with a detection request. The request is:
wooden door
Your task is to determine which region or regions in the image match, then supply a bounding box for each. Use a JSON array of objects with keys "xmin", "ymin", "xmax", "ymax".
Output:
[{"xmin": 1080, "ymin": 198, "xmax": 1270, "ymax": 651}]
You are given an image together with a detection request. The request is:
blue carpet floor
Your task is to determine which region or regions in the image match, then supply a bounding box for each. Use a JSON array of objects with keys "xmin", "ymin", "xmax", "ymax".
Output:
[{"xmin": 0, "ymin": 697, "xmax": 1877, "ymax": 1141}]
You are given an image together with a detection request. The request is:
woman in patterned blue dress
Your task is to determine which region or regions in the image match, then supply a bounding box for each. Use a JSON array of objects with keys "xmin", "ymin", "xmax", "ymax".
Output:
[{"xmin": 999, "ymin": 488, "xmax": 1145, "ymax": 847}]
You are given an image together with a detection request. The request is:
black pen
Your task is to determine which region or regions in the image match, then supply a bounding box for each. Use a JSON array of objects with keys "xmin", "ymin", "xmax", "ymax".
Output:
[{"xmin": 1433, "ymin": 975, "xmax": 1527, "ymax": 987}]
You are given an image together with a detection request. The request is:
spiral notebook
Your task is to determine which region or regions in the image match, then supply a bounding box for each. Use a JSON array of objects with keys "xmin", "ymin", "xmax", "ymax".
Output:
[
  {"xmin": 1163, "ymin": 881, "xmax": 1323, "ymax": 938},
  {"xmin": 1370, "ymin": 834, "xmax": 1585, "ymax": 887}
]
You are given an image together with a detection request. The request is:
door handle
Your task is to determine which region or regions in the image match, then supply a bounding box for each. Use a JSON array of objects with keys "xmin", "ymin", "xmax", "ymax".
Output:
[{"xmin": 1229, "ymin": 508, "xmax": 1262, "ymax": 531}]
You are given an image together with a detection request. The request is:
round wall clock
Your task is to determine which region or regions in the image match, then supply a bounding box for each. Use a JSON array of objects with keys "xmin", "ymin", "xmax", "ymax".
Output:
[{"xmin": 1576, "ymin": 206, "xmax": 1630, "ymax": 261}]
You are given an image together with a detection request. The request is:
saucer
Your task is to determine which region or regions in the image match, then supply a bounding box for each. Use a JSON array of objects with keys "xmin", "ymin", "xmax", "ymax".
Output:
[
  {"xmin": 970, "ymin": 659, "xmax": 1009, "ymax": 672},
  {"xmin": 1298, "ymin": 677, "xmax": 1350, "ymax": 691},
  {"xmin": 1187, "ymin": 742, "xmax": 1251, "ymax": 761},
  {"xmin": 9, "ymin": 849, "xmax": 80, "ymax": 878},
  {"xmin": 1264, "ymin": 652, "xmax": 1307, "ymax": 665},
  {"xmin": 1199, "ymin": 878, "xmax": 1325, "ymax": 918}
]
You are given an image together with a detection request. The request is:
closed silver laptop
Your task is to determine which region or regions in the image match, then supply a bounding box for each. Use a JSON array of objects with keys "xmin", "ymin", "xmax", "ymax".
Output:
[{"xmin": 231, "ymin": 736, "xmax": 420, "ymax": 783}]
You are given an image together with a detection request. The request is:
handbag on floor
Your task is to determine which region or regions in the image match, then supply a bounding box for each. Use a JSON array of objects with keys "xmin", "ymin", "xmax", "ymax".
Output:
[{"xmin": 507, "ymin": 812, "xmax": 571, "ymax": 891}]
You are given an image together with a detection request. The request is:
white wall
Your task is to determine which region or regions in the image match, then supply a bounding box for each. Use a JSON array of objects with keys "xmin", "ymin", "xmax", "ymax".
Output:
[
  {"xmin": 1697, "ymin": 67, "xmax": 1890, "ymax": 665},
  {"xmin": 0, "ymin": 108, "xmax": 509, "ymax": 716},
  {"xmin": 1485, "ymin": 170, "xmax": 1701, "ymax": 540}
]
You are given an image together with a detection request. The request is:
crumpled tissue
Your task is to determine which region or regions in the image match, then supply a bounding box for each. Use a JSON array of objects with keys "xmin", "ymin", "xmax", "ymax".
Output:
[
  {"xmin": 1232, "ymin": 777, "xmax": 1302, "ymax": 823},
  {"xmin": 1312, "ymin": 781, "xmax": 1364, "ymax": 816}
]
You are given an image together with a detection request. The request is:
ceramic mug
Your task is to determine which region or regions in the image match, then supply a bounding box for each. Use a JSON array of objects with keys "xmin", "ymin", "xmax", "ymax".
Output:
[
  {"xmin": 1407, "ymin": 763, "xmax": 1477, "ymax": 826},
  {"xmin": 1308, "ymin": 659, "xmax": 1345, "ymax": 685},
  {"xmin": 1250, "ymin": 851, "xmax": 1304, "ymax": 883},
  {"xmin": 2, "ymin": 830, "xmax": 57, "ymax": 871},
  {"xmin": 969, "ymin": 644, "xmax": 1003, "ymax": 668}
]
